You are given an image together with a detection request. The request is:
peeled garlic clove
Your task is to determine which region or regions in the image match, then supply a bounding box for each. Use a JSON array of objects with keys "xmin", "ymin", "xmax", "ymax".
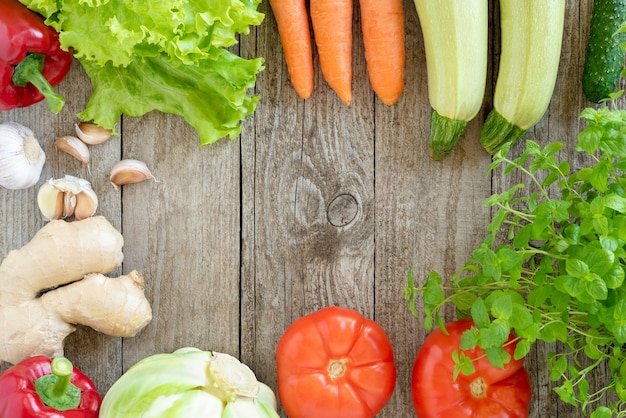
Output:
[
  {"xmin": 0, "ymin": 122, "xmax": 46, "ymax": 190},
  {"xmin": 74, "ymin": 185, "xmax": 98, "ymax": 221},
  {"xmin": 55, "ymin": 136, "xmax": 90, "ymax": 165},
  {"xmin": 110, "ymin": 159, "xmax": 155, "ymax": 189},
  {"xmin": 75, "ymin": 122, "xmax": 112, "ymax": 145},
  {"xmin": 37, "ymin": 181, "xmax": 65, "ymax": 221}
]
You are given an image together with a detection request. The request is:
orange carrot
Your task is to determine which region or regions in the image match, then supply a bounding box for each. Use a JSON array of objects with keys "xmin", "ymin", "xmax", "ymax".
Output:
[
  {"xmin": 310, "ymin": 0, "xmax": 353, "ymax": 104},
  {"xmin": 269, "ymin": 0, "xmax": 314, "ymax": 99},
  {"xmin": 359, "ymin": 0, "xmax": 405, "ymax": 105}
]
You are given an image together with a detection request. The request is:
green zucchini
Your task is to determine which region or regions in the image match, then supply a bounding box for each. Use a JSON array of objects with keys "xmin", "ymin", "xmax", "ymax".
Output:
[
  {"xmin": 582, "ymin": 0, "xmax": 626, "ymax": 103},
  {"xmin": 480, "ymin": 0, "xmax": 566, "ymax": 154},
  {"xmin": 413, "ymin": 0, "xmax": 488, "ymax": 160}
]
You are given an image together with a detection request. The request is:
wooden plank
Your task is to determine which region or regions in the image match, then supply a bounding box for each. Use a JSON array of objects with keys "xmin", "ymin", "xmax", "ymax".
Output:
[
  {"xmin": 374, "ymin": 1, "xmax": 494, "ymax": 415},
  {"xmin": 242, "ymin": 0, "xmax": 377, "ymax": 406},
  {"xmin": 115, "ymin": 103, "xmax": 243, "ymax": 382}
]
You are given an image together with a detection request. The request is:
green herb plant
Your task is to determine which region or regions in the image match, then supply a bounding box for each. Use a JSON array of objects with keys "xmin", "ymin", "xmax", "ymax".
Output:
[{"xmin": 406, "ymin": 102, "xmax": 626, "ymax": 417}]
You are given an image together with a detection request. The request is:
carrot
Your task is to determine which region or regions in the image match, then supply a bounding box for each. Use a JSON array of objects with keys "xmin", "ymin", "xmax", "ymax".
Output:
[
  {"xmin": 269, "ymin": 0, "xmax": 315, "ymax": 99},
  {"xmin": 359, "ymin": 0, "xmax": 405, "ymax": 105},
  {"xmin": 310, "ymin": 0, "xmax": 353, "ymax": 104}
]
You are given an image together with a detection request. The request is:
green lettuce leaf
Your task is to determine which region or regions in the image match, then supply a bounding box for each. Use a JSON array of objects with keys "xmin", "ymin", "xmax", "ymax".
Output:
[{"xmin": 20, "ymin": 0, "xmax": 264, "ymax": 145}]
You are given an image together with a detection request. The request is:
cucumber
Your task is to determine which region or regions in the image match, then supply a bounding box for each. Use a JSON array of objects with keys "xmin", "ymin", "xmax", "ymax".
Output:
[{"xmin": 582, "ymin": 0, "xmax": 626, "ymax": 103}]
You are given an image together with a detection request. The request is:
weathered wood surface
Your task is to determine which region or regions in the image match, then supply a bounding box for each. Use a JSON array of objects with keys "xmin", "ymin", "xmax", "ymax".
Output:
[{"xmin": 0, "ymin": 0, "xmax": 622, "ymax": 416}]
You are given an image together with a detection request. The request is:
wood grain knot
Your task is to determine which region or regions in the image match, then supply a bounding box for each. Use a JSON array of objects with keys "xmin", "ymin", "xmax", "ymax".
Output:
[{"xmin": 327, "ymin": 194, "xmax": 359, "ymax": 227}]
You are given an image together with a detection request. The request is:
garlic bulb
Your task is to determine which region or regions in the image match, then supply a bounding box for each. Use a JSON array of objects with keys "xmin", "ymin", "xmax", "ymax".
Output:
[
  {"xmin": 37, "ymin": 175, "xmax": 98, "ymax": 221},
  {"xmin": 0, "ymin": 122, "xmax": 46, "ymax": 190}
]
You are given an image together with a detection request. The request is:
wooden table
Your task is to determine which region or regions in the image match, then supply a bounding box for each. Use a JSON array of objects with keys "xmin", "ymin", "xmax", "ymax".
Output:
[{"xmin": 0, "ymin": 0, "xmax": 621, "ymax": 416}]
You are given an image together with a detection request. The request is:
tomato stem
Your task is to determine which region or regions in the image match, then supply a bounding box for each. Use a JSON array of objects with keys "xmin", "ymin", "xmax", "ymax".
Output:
[
  {"xmin": 470, "ymin": 377, "xmax": 487, "ymax": 398},
  {"xmin": 327, "ymin": 359, "xmax": 347, "ymax": 379}
]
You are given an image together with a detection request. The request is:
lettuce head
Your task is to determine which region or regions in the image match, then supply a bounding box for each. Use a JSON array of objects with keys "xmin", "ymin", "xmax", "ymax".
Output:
[{"xmin": 21, "ymin": 0, "xmax": 265, "ymax": 145}]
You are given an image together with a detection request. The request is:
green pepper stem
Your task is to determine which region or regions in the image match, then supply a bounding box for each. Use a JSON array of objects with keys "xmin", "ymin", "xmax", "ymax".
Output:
[
  {"xmin": 50, "ymin": 357, "xmax": 73, "ymax": 397},
  {"xmin": 11, "ymin": 53, "xmax": 66, "ymax": 114},
  {"xmin": 34, "ymin": 357, "xmax": 82, "ymax": 411}
]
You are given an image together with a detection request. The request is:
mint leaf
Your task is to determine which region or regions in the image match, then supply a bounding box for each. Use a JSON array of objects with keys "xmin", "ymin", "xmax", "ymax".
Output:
[
  {"xmin": 471, "ymin": 299, "xmax": 490, "ymax": 329},
  {"xmin": 616, "ymin": 216, "xmax": 626, "ymax": 240},
  {"xmin": 614, "ymin": 325, "xmax": 626, "ymax": 345},
  {"xmin": 563, "ymin": 224, "xmax": 581, "ymax": 245},
  {"xmin": 590, "ymin": 407, "xmax": 613, "ymax": 418},
  {"xmin": 612, "ymin": 300, "xmax": 626, "ymax": 344},
  {"xmin": 459, "ymin": 328, "xmax": 479, "ymax": 350},
  {"xmin": 490, "ymin": 293, "xmax": 513, "ymax": 320},
  {"xmin": 514, "ymin": 339, "xmax": 532, "ymax": 360},
  {"xmin": 577, "ymin": 124, "xmax": 603, "ymax": 155},
  {"xmin": 554, "ymin": 381, "xmax": 578, "ymax": 407},
  {"xmin": 513, "ymin": 224, "xmax": 533, "ymax": 249},
  {"xmin": 555, "ymin": 274, "xmax": 586, "ymax": 298},
  {"xmin": 592, "ymin": 216, "xmax": 610, "ymax": 236},
  {"xmin": 510, "ymin": 304, "xmax": 534, "ymax": 330},
  {"xmin": 586, "ymin": 274, "xmax": 608, "ymax": 300},
  {"xmin": 565, "ymin": 259, "xmax": 589, "ymax": 278},
  {"xmin": 605, "ymin": 194, "xmax": 626, "ymax": 212},
  {"xmin": 605, "ymin": 264, "xmax": 625, "ymax": 289},
  {"xmin": 451, "ymin": 291, "xmax": 476, "ymax": 311},
  {"xmin": 452, "ymin": 351, "xmax": 475, "ymax": 379},
  {"xmin": 586, "ymin": 249, "xmax": 615, "ymax": 276},
  {"xmin": 590, "ymin": 160, "xmax": 611, "ymax": 192},
  {"xmin": 549, "ymin": 354, "xmax": 568, "ymax": 381},
  {"xmin": 479, "ymin": 320, "xmax": 510, "ymax": 348},
  {"xmin": 484, "ymin": 346, "xmax": 509, "ymax": 369},
  {"xmin": 423, "ymin": 272, "xmax": 445, "ymax": 305},
  {"xmin": 528, "ymin": 285, "xmax": 551, "ymax": 307},
  {"xmin": 540, "ymin": 322, "xmax": 568, "ymax": 343}
]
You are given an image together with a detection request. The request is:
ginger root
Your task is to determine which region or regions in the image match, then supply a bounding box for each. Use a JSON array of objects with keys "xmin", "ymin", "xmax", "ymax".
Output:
[{"xmin": 0, "ymin": 216, "xmax": 152, "ymax": 365}]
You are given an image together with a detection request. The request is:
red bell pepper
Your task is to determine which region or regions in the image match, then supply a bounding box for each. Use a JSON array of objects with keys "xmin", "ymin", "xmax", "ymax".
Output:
[
  {"xmin": 0, "ymin": 356, "xmax": 101, "ymax": 417},
  {"xmin": 0, "ymin": 0, "xmax": 73, "ymax": 113}
]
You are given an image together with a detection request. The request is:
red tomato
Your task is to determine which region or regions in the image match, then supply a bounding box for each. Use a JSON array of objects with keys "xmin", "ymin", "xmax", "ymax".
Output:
[
  {"xmin": 412, "ymin": 318, "xmax": 531, "ymax": 418},
  {"xmin": 276, "ymin": 306, "xmax": 396, "ymax": 418}
]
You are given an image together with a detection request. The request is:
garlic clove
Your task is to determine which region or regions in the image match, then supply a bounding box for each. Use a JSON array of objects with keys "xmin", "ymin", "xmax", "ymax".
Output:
[
  {"xmin": 37, "ymin": 181, "xmax": 65, "ymax": 221},
  {"xmin": 55, "ymin": 136, "xmax": 90, "ymax": 165},
  {"xmin": 75, "ymin": 122, "xmax": 112, "ymax": 145},
  {"xmin": 0, "ymin": 122, "xmax": 46, "ymax": 190},
  {"xmin": 63, "ymin": 192, "xmax": 77, "ymax": 218},
  {"xmin": 74, "ymin": 185, "xmax": 98, "ymax": 221},
  {"xmin": 110, "ymin": 159, "xmax": 155, "ymax": 189}
]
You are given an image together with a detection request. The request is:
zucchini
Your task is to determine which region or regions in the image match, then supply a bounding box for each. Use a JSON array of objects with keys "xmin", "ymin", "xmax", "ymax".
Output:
[
  {"xmin": 413, "ymin": 0, "xmax": 488, "ymax": 160},
  {"xmin": 480, "ymin": 0, "xmax": 566, "ymax": 154},
  {"xmin": 582, "ymin": 0, "xmax": 626, "ymax": 103}
]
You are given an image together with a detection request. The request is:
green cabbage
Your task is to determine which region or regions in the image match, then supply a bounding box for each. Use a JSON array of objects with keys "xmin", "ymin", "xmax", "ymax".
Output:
[
  {"xmin": 99, "ymin": 347, "xmax": 280, "ymax": 417},
  {"xmin": 20, "ymin": 0, "xmax": 265, "ymax": 145}
]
